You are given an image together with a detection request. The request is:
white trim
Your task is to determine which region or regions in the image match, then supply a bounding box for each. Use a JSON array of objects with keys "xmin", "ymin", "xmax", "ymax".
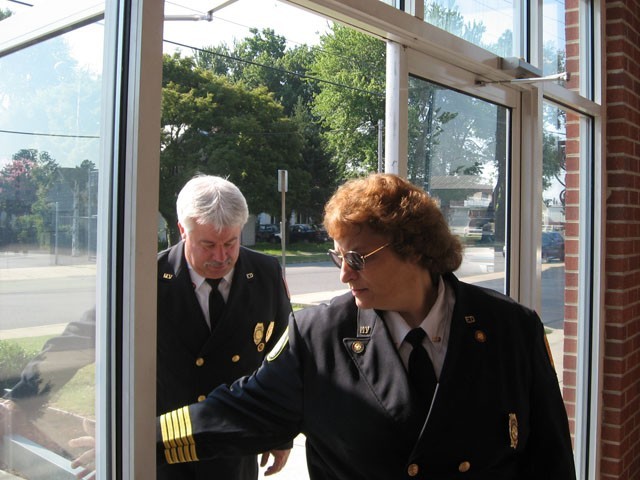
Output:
[
  {"xmin": 518, "ymin": 87, "xmax": 544, "ymax": 311},
  {"xmin": 0, "ymin": 2, "xmax": 104, "ymax": 58},
  {"xmin": 385, "ymin": 41, "xmax": 407, "ymax": 176},
  {"xmin": 112, "ymin": 0, "xmax": 163, "ymax": 477}
]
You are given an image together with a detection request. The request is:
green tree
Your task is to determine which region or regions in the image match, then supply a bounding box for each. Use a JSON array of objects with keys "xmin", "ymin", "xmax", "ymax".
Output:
[
  {"xmin": 160, "ymin": 54, "xmax": 309, "ymax": 243},
  {"xmin": 310, "ymin": 24, "xmax": 386, "ymax": 178},
  {"xmin": 542, "ymin": 105, "xmax": 566, "ymax": 208},
  {"xmin": 0, "ymin": 149, "xmax": 60, "ymax": 247},
  {"xmin": 195, "ymin": 30, "xmax": 333, "ymax": 223}
]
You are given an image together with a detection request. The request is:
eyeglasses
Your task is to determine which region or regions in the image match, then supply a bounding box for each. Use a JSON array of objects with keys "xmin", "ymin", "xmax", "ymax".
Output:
[{"xmin": 328, "ymin": 243, "xmax": 390, "ymax": 271}]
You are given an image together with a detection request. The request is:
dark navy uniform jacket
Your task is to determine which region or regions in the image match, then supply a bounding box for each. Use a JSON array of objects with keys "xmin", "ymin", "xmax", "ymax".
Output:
[
  {"xmin": 157, "ymin": 242, "xmax": 291, "ymax": 480},
  {"xmin": 158, "ymin": 273, "xmax": 576, "ymax": 480}
]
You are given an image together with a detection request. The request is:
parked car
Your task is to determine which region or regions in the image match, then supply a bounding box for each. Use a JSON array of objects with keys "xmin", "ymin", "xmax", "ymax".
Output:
[
  {"xmin": 464, "ymin": 218, "xmax": 492, "ymax": 240},
  {"xmin": 313, "ymin": 225, "xmax": 331, "ymax": 243},
  {"xmin": 542, "ymin": 231, "xmax": 565, "ymax": 262},
  {"xmin": 286, "ymin": 224, "xmax": 330, "ymax": 243},
  {"xmin": 289, "ymin": 224, "xmax": 320, "ymax": 243},
  {"xmin": 256, "ymin": 224, "xmax": 281, "ymax": 243}
]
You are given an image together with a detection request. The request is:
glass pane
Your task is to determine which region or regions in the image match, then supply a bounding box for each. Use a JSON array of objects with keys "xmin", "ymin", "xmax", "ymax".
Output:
[
  {"xmin": 542, "ymin": 0, "xmax": 585, "ymax": 95},
  {"xmin": 0, "ymin": 11, "xmax": 103, "ymax": 479},
  {"xmin": 541, "ymin": 101, "xmax": 582, "ymax": 445},
  {"xmin": 407, "ymin": 75, "xmax": 508, "ymax": 293},
  {"xmin": 424, "ymin": 0, "xmax": 517, "ymax": 57}
]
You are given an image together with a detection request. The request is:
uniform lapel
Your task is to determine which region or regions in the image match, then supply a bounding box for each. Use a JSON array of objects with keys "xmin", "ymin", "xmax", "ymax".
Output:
[
  {"xmin": 224, "ymin": 249, "xmax": 252, "ymax": 310},
  {"xmin": 343, "ymin": 308, "xmax": 413, "ymax": 421},
  {"xmin": 437, "ymin": 275, "xmax": 476, "ymax": 389},
  {"xmin": 412, "ymin": 276, "xmax": 477, "ymax": 446},
  {"xmin": 162, "ymin": 242, "xmax": 211, "ymax": 345}
]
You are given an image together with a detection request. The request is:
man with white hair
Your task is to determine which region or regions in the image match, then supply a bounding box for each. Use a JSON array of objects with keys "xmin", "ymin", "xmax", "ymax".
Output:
[{"xmin": 156, "ymin": 175, "xmax": 291, "ymax": 479}]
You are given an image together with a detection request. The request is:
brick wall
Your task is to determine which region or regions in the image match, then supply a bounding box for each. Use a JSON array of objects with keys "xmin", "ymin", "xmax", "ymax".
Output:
[{"xmin": 602, "ymin": 1, "xmax": 640, "ymax": 479}]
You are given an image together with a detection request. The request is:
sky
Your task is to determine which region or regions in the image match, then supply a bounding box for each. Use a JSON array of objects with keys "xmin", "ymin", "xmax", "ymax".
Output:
[
  {"xmin": 0, "ymin": 0, "xmax": 332, "ymax": 166},
  {"xmin": 0, "ymin": 0, "xmax": 331, "ymax": 71}
]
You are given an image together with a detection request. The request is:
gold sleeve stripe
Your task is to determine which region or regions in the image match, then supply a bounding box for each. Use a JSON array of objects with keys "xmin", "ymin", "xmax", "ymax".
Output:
[
  {"xmin": 544, "ymin": 333, "xmax": 556, "ymax": 371},
  {"xmin": 160, "ymin": 406, "xmax": 199, "ymax": 464}
]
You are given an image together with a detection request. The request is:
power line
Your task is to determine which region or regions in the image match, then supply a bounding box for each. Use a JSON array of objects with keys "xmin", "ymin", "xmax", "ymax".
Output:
[
  {"xmin": 164, "ymin": 39, "xmax": 384, "ymax": 98},
  {"xmin": 0, "ymin": 128, "xmax": 99, "ymax": 139}
]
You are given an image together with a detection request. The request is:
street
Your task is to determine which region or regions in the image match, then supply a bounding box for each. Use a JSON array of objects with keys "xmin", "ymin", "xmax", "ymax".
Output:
[{"xmin": 0, "ymin": 247, "xmax": 565, "ymax": 332}]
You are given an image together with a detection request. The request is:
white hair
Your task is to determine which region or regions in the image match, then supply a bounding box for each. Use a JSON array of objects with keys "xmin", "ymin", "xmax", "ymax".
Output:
[{"xmin": 176, "ymin": 175, "xmax": 249, "ymax": 233}]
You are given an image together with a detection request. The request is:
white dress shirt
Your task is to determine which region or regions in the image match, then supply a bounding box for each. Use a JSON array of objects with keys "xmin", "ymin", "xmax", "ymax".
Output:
[
  {"xmin": 384, "ymin": 277, "xmax": 455, "ymax": 379},
  {"xmin": 187, "ymin": 264, "xmax": 234, "ymax": 328}
]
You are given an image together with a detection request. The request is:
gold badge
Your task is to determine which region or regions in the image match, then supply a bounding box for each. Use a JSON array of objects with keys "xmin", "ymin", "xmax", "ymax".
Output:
[
  {"xmin": 351, "ymin": 341, "xmax": 365, "ymax": 354},
  {"xmin": 474, "ymin": 330, "xmax": 487, "ymax": 343},
  {"xmin": 267, "ymin": 328, "xmax": 289, "ymax": 362},
  {"xmin": 509, "ymin": 413, "xmax": 518, "ymax": 449},
  {"xmin": 359, "ymin": 326, "xmax": 371, "ymax": 335},
  {"xmin": 163, "ymin": 273, "xmax": 173, "ymax": 279},
  {"xmin": 257, "ymin": 342, "xmax": 265, "ymax": 352},
  {"xmin": 253, "ymin": 323, "xmax": 264, "ymax": 345},
  {"xmin": 465, "ymin": 315, "xmax": 476, "ymax": 324},
  {"xmin": 265, "ymin": 322, "xmax": 275, "ymax": 342}
]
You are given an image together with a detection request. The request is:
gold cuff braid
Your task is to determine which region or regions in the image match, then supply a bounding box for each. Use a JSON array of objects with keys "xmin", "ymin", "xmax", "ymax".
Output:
[{"xmin": 160, "ymin": 406, "xmax": 198, "ymax": 464}]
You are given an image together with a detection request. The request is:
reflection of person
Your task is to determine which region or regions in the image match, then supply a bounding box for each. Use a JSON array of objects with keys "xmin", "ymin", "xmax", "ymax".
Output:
[
  {"xmin": 157, "ymin": 173, "xmax": 576, "ymax": 479},
  {"xmin": 156, "ymin": 175, "xmax": 292, "ymax": 479},
  {"xmin": 0, "ymin": 307, "xmax": 96, "ymax": 478},
  {"xmin": 1, "ymin": 307, "xmax": 95, "ymax": 415}
]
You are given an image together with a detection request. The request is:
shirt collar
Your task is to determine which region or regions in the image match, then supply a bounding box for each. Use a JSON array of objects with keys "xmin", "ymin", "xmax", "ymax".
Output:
[
  {"xmin": 384, "ymin": 276, "xmax": 449, "ymax": 347},
  {"xmin": 187, "ymin": 262, "xmax": 234, "ymax": 290}
]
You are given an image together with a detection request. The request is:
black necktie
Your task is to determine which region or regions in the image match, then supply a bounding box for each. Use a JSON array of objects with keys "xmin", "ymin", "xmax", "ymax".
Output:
[
  {"xmin": 206, "ymin": 278, "xmax": 225, "ymax": 331},
  {"xmin": 405, "ymin": 328, "xmax": 438, "ymax": 413}
]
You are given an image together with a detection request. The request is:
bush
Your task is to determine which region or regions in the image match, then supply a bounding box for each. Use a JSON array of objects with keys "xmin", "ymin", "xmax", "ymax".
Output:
[{"xmin": 0, "ymin": 340, "xmax": 35, "ymax": 394}]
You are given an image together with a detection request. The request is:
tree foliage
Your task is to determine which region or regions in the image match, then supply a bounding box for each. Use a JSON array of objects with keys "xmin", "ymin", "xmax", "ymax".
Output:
[
  {"xmin": 160, "ymin": 54, "xmax": 310, "ymax": 242},
  {"xmin": 310, "ymin": 24, "xmax": 385, "ymax": 177},
  {"xmin": 0, "ymin": 149, "xmax": 59, "ymax": 247},
  {"xmin": 193, "ymin": 30, "xmax": 335, "ymax": 223}
]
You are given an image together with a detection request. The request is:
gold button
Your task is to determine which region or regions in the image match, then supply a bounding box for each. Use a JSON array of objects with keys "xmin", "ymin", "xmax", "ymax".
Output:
[
  {"xmin": 231, "ymin": 355, "xmax": 240, "ymax": 363},
  {"xmin": 458, "ymin": 461, "xmax": 471, "ymax": 473},
  {"xmin": 257, "ymin": 343, "xmax": 265, "ymax": 352},
  {"xmin": 351, "ymin": 341, "xmax": 365, "ymax": 354},
  {"xmin": 407, "ymin": 463, "xmax": 419, "ymax": 477},
  {"xmin": 197, "ymin": 395, "xmax": 206, "ymax": 402},
  {"xmin": 474, "ymin": 330, "xmax": 487, "ymax": 343},
  {"xmin": 195, "ymin": 357, "xmax": 204, "ymax": 367}
]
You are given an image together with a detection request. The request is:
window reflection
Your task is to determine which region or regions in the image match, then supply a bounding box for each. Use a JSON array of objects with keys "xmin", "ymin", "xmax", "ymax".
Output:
[
  {"xmin": 541, "ymin": 101, "xmax": 582, "ymax": 441},
  {"xmin": 408, "ymin": 75, "xmax": 508, "ymax": 294},
  {"xmin": 423, "ymin": 0, "xmax": 517, "ymax": 57},
  {"xmin": 542, "ymin": 0, "xmax": 585, "ymax": 95},
  {"xmin": 0, "ymin": 21, "xmax": 102, "ymax": 479},
  {"xmin": 542, "ymin": 0, "xmax": 567, "ymax": 76}
]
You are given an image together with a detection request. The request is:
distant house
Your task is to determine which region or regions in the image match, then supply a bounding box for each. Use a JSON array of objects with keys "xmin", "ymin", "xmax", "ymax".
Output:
[{"xmin": 427, "ymin": 176, "xmax": 495, "ymax": 234}]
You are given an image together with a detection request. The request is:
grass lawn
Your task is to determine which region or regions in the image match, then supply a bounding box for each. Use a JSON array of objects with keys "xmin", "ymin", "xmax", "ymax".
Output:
[{"xmin": 251, "ymin": 241, "xmax": 332, "ymax": 264}]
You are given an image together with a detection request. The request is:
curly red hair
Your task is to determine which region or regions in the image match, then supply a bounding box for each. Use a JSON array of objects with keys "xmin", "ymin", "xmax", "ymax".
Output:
[{"xmin": 323, "ymin": 173, "xmax": 463, "ymax": 276}]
